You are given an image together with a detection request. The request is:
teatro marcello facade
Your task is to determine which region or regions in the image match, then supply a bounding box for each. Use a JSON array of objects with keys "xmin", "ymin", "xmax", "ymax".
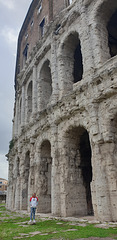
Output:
[{"xmin": 6, "ymin": 0, "xmax": 117, "ymax": 222}]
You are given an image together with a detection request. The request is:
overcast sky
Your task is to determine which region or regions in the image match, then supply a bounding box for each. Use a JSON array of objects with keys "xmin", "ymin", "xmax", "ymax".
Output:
[{"xmin": 0, "ymin": 0, "xmax": 32, "ymax": 180}]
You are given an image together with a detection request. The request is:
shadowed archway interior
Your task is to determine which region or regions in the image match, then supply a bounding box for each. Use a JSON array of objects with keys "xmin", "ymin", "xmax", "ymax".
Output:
[
  {"xmin": 79, "ymin": 130, "xmax": 93, "ymax": 215},
  {"xmin": 107, "ymin": 10, "xmax": 117, "ymax": 57},
  {"xmin": 63, "ymin": 127, "xmax": 93, "ymax": 216}
]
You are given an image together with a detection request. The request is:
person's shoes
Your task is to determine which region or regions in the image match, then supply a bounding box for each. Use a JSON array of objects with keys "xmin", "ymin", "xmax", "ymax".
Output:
[
  {"xmin": 33, "ymin": 220, "xmax": 36, "ymax": 223},
  {"xmin": 29, "ymin": 220, "xmax": 32, "ymax": 223}
]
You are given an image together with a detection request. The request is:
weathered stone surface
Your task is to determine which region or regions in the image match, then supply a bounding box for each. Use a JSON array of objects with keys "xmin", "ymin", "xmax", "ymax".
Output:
[{"xmin": 7, "ymin": 0, "xmax": 117, "ymax": 222}]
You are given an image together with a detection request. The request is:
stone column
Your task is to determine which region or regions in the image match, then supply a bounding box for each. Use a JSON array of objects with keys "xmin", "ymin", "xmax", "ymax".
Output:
[
  {"xmin": 21, "ymin": 85, "xmax": 25, "ymax": 126},
  {"xmin": 14, "ymin": 176, "xmax": 20, "ymax": 210},
  {"xmin": 20, "ymin": 174, "xmax": 29, "ymax": 210},
  {"xmin": 91, "ymin": 143, "xmax": 112, "ymax": 222},
  {"xmin": 28, "ymin": 165, "xmax": 35, "ymax": 212},
  {"xmin": 50, "ymin": 38, "xmax": 59, "ymax": 104},
  {"xmin": 20, "ymin": 177, "xmax": 25, "ymax": 210},
  {"xmin": 19, "ymin": 153, "xmax": 29, "ymax": 210},
  {"xmin": 51, "ymin": 124, "xmax": 61, "ymax": 215},
  {"xmin": 88, "ymin": 8, "xmax": 110, "ymax": 68},
  {"xmin": 27, "ymin": 144, "xmax": 35, "ymax": 211},
  {"xmin": 101, "ymin": 142, "xmax": 117, "ymax": 221},
  {"xmin": 14, "ymin": 98, "xmax": 19, "ymax": 137},
  {"xmin": 25, "ymin": 89, "xmax": 28, "ymax": 123},
  {"xmin": 79, "ymin": 6, "xmax": 95, "ymax": 78},
  {"xmin": 58, "ymin": 53, "xmax": 73, "ymax": 99},
  {"xmin": 6, "ymin": 158, "xmax": 14, "ymax": 210},
  {"xmin": 32, "ymin": 65, "xmax": 37, "ymax": 115}
]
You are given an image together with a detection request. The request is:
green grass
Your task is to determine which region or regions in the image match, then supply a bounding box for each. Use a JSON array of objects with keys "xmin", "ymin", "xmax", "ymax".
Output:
[
  {"xmin": 0, "ymin": 205, "xmax": 6, "ymax": 212},
  {"xmin": 0, "ymin": 204, "xmax": 117, "ymax": 240}
]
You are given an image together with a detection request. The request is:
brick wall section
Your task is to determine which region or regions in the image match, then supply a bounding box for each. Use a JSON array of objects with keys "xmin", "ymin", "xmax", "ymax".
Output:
[
  {"xmin": 20, "ymin": 0, "xmax": 50, "ymax": 70},
  {"xmin": 53, "ymin": 0, "xmax": 65, "ymax": 18},
  {"xmin": 19, "ymin": 0, "xmax": 66, "ymax": 72}
]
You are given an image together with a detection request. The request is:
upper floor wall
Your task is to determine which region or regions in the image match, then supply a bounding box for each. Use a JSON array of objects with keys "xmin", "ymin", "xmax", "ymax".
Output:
[
  {"xmin": 13, "ymin": 0, "xmax": 117, "ymax": 138},
  {"xmin": 15, "ymin": 0, "xmax": 74, "ymax": 83}
]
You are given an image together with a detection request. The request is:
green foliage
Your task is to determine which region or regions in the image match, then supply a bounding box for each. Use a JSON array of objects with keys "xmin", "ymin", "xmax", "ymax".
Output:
[
  {"xmin": 9, "ymin": 139, "xmax": 14, "ymax": 152},
  {"xmin": 6, "ymin": 139, "xmax": 15, "ymax": 159}
]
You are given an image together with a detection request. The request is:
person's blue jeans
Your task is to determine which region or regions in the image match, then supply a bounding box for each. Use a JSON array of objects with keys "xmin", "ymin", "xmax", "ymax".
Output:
[{"xmin": 30, "ymin": 207, "xmax": 36, "ymax": 220}]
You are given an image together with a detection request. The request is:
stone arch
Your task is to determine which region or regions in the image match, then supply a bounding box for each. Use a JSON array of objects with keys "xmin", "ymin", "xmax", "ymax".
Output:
[
  {"xmin": 38, "ymin": 140, "xmax": 52, "ymax": 213},
  {"xmin": 27, "ymin": 81, "xmax": 32, "ymax": 117},
  {"xmin": 22, "ymin": 150, "xmax": 30, "ymax": 210},
  {"xmin": 39, "ymin": 59, "xmax": 52, "ymax": 110},
  {"xmin": 58, "ymin": 31, "xmax": 83, "ymax": 95},
  {"xmin": 93, "ymin": 0, "xmax": 117, "ymax": 64},
  {"xmin": 61, "ymin": 125, "xmax": 93, "ymax": 217},
  {"xmin": 62, "ymin": 31, "xmax": 83, "ymax": 84}
]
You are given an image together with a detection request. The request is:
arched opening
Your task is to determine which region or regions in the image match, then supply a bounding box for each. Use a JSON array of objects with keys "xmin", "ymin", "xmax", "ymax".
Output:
[
  {"xmin": 61, "ymin": 32, "xmax": 83, "ymax": 92},
  {"xmin": 39, "ymin": 140, "xmax": 52, "ymax": 213},
  {"xmin": 79, "ymin": 131, "xmax": 93, "ymax": 215},
  {"xmin": 27, "ymin": 81, "xmax": 32, "ymax": 116},
  {"xmin": 63, "ymin": 126, "xmax": 93, "ymax": 216},
  {"xmin": 107, "ymin": 10, "xmax": 117, "ymax": 57},
  {"xmin": 39, "ymin": 60, "xmax": 52, "ymax": 110},
  {"xmin": 22, "ymin": 151, "xmax": 30, "ymax": 210},
  {"xmin": 74, "ymin": 42, "xmax": 83, "ymax": 83},
  {"xmin": 91, "ymin": 1, "xmax": 117, "ymax": 65}
]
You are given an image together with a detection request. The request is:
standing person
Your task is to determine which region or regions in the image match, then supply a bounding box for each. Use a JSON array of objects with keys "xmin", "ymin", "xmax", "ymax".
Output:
[{"xmin": 29, "ymin": 193, "xmax": 38, "ymax": 223}]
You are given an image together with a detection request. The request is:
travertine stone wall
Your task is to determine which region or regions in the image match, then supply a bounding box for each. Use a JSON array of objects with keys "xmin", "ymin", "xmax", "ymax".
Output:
[{"xmin": 7, "ymin": 0, "xmax": 117, "ymax": 222}]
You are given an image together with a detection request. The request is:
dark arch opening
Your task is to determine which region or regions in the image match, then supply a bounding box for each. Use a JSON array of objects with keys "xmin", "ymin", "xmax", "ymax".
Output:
[
  {"xmin": 63, "ymin": 126, "xmax": 93, "ymax": 217},
  {"xmin": 107, "ymin": 10, "xmax": 117, "ymax": 57},
  {"xmin": 74, "ymin": 42, "xmax": 83, "ymax": 83},
  {"xmin": 40, "ymin": 60, "xmax": 52, "ymax": 110},
  {"xmin": 41, "ymin": 140, "xmax": 51, "ymax": 157},
  {"xmin": 79, "ymin": 130, "xmax": 93, "ymax": 215},
  {"xmin": 62, "ymin": 32, "xmax": 83, "ymax": 91}
]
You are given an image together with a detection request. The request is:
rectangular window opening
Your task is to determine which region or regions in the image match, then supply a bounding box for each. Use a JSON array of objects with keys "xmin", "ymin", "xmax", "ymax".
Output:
[
  {"xmin": 66, "ymin": 0, "xmax": 73, "ymax": 6},
  {"xmin": 37, "ymin": 2, "xmax": 42, "ymax": 15},
  {"xmin": 40, "ymin": 18, "xmax": 45, "ymax": 37},
  {"xmin": 69, "ymin": 0, "xmax": 73, "ymax": 4},
  {"xmin": 30, "ymin": 20, "xmax": 34, "ymax": 28},
  {"xmin": 22, "ymin": 43, "xmax": 29, "ymax": 68}
]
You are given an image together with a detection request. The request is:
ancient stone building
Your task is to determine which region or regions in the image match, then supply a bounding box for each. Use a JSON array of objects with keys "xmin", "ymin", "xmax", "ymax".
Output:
[{"xmin": 6, "ymin": 0, "xmax": 117, "ymax": 222}]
